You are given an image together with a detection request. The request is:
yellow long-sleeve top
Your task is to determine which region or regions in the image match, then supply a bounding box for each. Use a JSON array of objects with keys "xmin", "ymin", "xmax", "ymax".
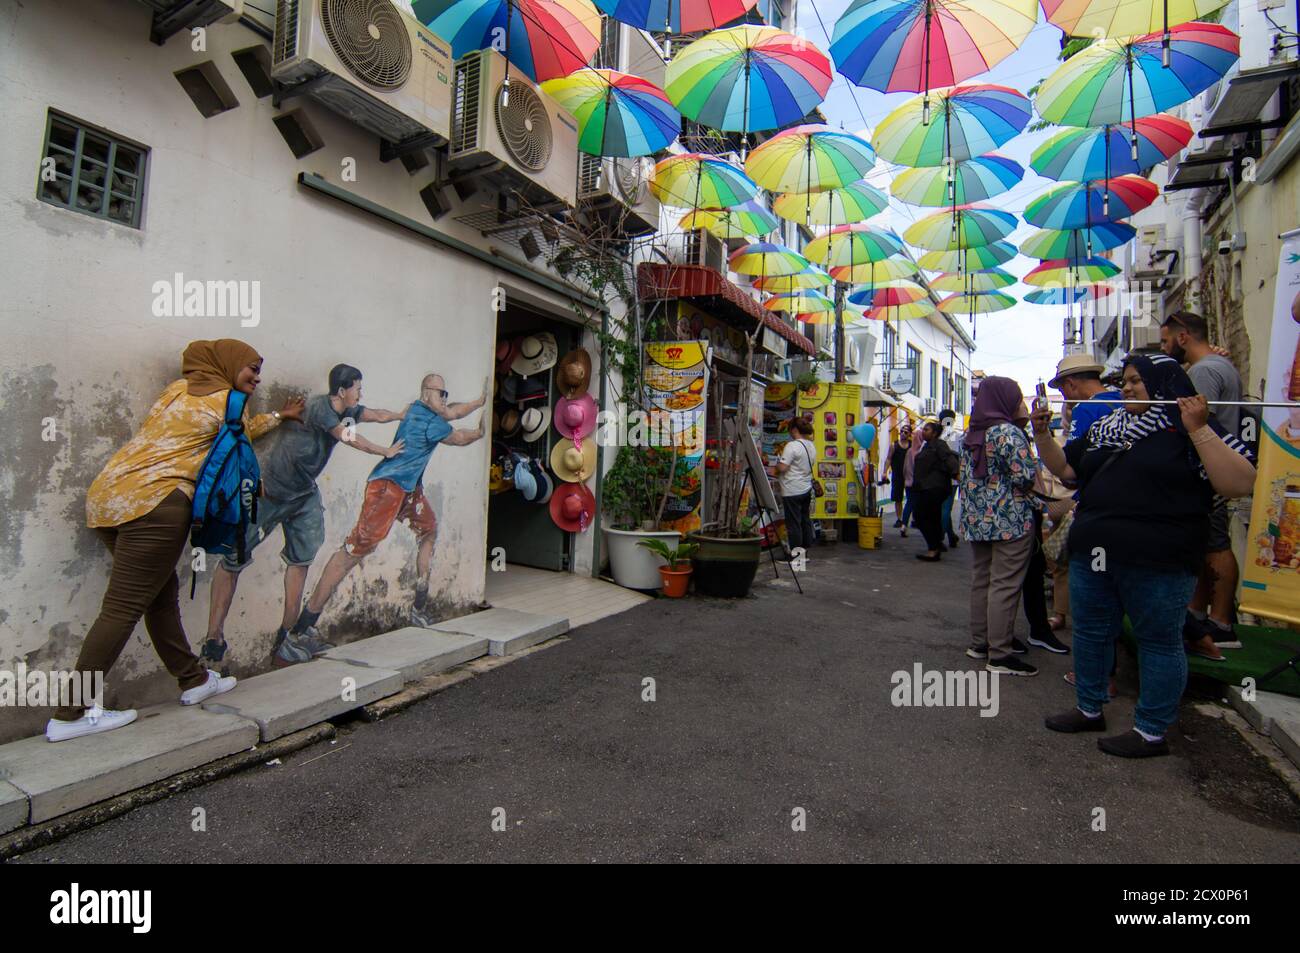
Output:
[{"xmin": 86, "ymin": 379, "xmax": 279, "ymax": 528}]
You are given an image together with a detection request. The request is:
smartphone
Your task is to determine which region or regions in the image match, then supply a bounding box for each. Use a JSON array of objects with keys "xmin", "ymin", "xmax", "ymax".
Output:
[{"xmin": 1033, "ymin": 382, "xmax": 1048, "ymax": 412}]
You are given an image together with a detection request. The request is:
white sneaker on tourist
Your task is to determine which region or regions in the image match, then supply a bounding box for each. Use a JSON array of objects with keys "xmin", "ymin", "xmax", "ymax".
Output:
[
  {"xmin": 45, "ymin": 706, "xmax": 137, "ymax": 743},
  {"xmin": 179, "ymin": 670, "xmax": 238, "ymax": 706}
]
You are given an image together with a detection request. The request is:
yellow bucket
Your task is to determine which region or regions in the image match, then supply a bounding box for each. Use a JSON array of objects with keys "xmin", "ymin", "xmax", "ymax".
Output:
[{"xmin": 858, "ymin": 516, "xmax": 883, "ymax": 550}]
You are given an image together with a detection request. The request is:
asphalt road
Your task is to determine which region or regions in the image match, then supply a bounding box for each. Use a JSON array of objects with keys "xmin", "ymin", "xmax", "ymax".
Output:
[{"xmin": 13, "ymin": 531, "xmax": 1300, "ymax": 863}]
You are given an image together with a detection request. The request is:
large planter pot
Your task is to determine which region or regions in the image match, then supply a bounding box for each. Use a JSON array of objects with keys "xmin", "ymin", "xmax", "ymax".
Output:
[
  {"xmin": 604, "ymin": 527, "xmax": 682, "ymax": 590},
  {"xmin": 686, "ymin": 533, "xmax": 762, "ymax": 598},
  {"xmin": 658, "ymin": 565, "xmax": 692, "ymax": 598}
]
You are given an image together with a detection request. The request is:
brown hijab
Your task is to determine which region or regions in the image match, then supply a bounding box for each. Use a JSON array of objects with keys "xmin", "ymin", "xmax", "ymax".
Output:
[{"xmin": 182, "ymin": 339, "xmax": 261, "ymax": 396}]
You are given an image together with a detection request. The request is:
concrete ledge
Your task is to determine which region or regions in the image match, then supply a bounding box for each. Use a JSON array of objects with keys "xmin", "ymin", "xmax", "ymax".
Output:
[
  {"xmin": 429, "ymin": 607, "xmax": 568, "ymax": 656},
  {"xmin": 323, "ymin": 627, "xmax": 488, "ymax": 682},
  {"xmin": 1273, "ymin": 719, "xmax": 1300, "ymax": 771},
  {"xmin": 0, "ymin": 780, "xmax": 29, "ymax": 835},
  {"xmin": 202, "ymin": 659, "xmax": 402, "ymax": 741},
  {"xmin": 0, "ymin": 704, "xmax": 258, "ymax": 824},
  {"xmin": 1227, "ymin": 686, "xmax": 1300, "ymax": 737}
]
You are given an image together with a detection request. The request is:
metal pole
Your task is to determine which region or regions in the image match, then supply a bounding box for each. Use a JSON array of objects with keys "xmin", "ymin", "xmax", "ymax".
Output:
[{"xmin": 834, "ymin": 279, "xmax": 846, "ymax": 382}]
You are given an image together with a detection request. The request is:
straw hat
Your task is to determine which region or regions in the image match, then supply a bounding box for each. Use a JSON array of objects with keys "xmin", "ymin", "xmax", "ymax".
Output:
[
  {"xmin": 1048, "ymin": 353, "xmax": 1104, "ymax": 389},
  {"xmin": 554, "ymin": 393, "xmax": 597, "ymax": 443},
  {"xmin": 549, "ymin": 483, "xmax": 595, "ymax": 532},
  {"xmin": 557, "ymin": 348, "xmax": 592, "ymax": 398},
  {"xmin": 520, "ymin": 405, "xmax": 551, "ymax": 442},
  {"xmin": 498, "ymin": 407, "xmax": 521, "ymax": 439},
  {"xmin": 512, "ymin": 333, "xmax": 558, "ymax": 377},
  {"xmin": 550, "ymin": 437, "xmax": 596, "ymax": 482}
]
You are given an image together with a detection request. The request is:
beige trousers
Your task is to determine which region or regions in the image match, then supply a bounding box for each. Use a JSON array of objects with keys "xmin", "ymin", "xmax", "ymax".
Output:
[{"xmin": 969, "ymin": 532, "xmax": 1035, "ymax": 660}]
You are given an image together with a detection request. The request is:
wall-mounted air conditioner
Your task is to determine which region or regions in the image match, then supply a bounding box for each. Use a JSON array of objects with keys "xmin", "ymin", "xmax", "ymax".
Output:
[
  {"xmin": 135, "ymin": 0, "xmax": 246, "ymax": 38},
  {"xmin": 844, "ymin": 338, "xmax": 861, "ymax": 376},
  {"xmin": 922, "ymin": 397, "xmax": 937, "ymax": 415},
  {"xmin": 577, "ymin": 154, "xmax": 659, "ymax": 237},
  {"xmin": 450, "ymin": 48, "xmax": 579, "ymax": 209},
  {"xmin": 683, "ymin": 229, "xmax": 725, "ymax": 272},
  {"xmin": 271, "ymin": 0, "xmax": 453, "ymax": 145}
]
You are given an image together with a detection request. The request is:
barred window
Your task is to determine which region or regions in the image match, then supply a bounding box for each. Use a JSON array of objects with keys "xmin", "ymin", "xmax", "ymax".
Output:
[{"xmin": 38, "ymin": 112, "xmax": 146, "ymax": 228}]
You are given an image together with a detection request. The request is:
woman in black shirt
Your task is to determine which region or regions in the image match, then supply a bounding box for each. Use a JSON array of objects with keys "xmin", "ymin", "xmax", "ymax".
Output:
[
  {"xmin": 882, "ymin": 424, "xmax": 913, "ymax": 531},
  {"xmin": 911, "ymin": 418, "xmax": 961, "ymax": 561},
  {"xmin": 1029, "ymin": 354, "xmax": 1254, "ymax": 758}
]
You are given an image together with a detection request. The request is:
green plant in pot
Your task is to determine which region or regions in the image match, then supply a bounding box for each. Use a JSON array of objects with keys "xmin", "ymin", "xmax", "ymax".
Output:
[{"xmin": 636, "ymin": 538, "xmax": 698, "ymax": 598}]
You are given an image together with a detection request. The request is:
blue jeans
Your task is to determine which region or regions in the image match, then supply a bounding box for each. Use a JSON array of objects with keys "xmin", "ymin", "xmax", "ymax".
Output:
[
  {"xmin": 940, "ymin": 486, "xmax": 956, "ymax": 537},
  {"xmin": 901, "ymin": 487, "xmax": 915, "ymax": 526},
  {"xmin": 1068, "ymin": 555, "xmax": 1196, "ymax": 736}
]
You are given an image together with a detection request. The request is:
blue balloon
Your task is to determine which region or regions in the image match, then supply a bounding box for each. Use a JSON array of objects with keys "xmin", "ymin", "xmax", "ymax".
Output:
[{"xmin": 851, "ymin": 423, "xmax": 876, "ymax": 447}]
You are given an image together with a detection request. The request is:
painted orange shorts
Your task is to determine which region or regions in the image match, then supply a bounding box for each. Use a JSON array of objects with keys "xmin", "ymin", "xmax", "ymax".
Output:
[{"xmin": 344, "ymin": 479, "xmax": 437, "ymax": 557}]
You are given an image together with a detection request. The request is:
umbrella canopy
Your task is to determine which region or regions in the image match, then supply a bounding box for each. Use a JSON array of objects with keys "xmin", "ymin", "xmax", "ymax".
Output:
[
  {"xmin": 1020, "ymin": 223, "xmax": 1137, "ymax": 260},
  {"xmin": 1029, "ymin": 115, "xmax": 1194, "ymax": 182},
  {"xmin": 593, "ymin": 0, "xmax": 756, "ymax": 33},
  {"xmin": 891, "ymin": 154, "xmax": 1023, "ymax": 206},
  {"xmin": 679, "ymin": 200, "xmax": 780, "ymax": 239},
  {"xmin": 829, "ymin": 0, "xmax": 1038, "ymax": 98},
  {"xmin": 1024, "ymin": 175, "xmax": 1159, "ymax": 229},
  {"xmin": 874, "ymin": 84, "xmax": 1031, "ymax": 166},
  {"xmin": 540, "ymin": 69, "xmax": 680, "ymax": 157},
  {"xmin": 772, "ymin": 182, "xmax": 889, "ymax": 228},
  {"xmin": 650, "ymin": 153, "xmax": 760, "ymax": 209},
  {"xmin": 938, "ymin": 291, "xmax": 1016, "ymax": 314},
  {"xmin": 413, "ymin": 0, "xmax": 601, "ymax": 83},
  {"xmin": 829, "ymin": 257, "xmax": 919, "ymax": 283},
  {"xmin": 666, "ymin": 25, "xmax": 833, "ymax": 134},
  {"xmin": 1041, "ymin": 0, "xmax": 1230, "ymax": 48},
  {"xmin": 804, "ymin": 223, "xmax": 906, "ymax": 267},
  {"xmin": 903, "ymin": 206, "xmax": 1018, "ymax": 251},
  {"xmin": 1024, "ymin": 285, "xmax": 1116, "ymax": 305},
  {"xmin": 753, "ymin": 267, "xmax": 834, "ymax": 291},
  {"xmin": 1023, "ymin": 256, "xmax": 1123, "ymax": 286},
  {"xmin": 764, "ymin": 290, "xmax": 835, "ymax": 313},
  {"xmin": 916, "ymin": 240, "xmax": 1016, "ymax": 272},
  {"xmin": 864, "ymin": 300, "xmax": 938, "ymax": 321},
  {"xmin": 847, "ymin": 281, "xmax": 928, "ymax": 307},
  {"xmin": 746, "ymin": 125, "xmax": 877, "ymax": 193},
  {"xmin": 729, "ymin": 242, "xmax": 813, "ymax": 276},
  {"xmin": 929, "ymin": 268, "xmax": 1015, "ymax": 292}
]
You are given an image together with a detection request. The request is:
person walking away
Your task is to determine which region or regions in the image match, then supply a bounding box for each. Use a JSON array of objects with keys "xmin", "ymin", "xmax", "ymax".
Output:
[
  {"xmin": 960, "ymin": 378, "xmax": 1039, "ymax": 677},
  {"xmin": 1161, "ymin": 312, "xmax": 1245, "ymax": 660},
  {"xmin": 1034, "ymin": 354, "xmax": 1255, "ymax": 757},
  {"xmin": 902, "ymin": 427, "xmax": 923, "ymax": 534},
  {"xmin": 776, "ymin": 416, "xmax": 817, "ymax": 557},
  {"xmin": 938, "ymin": 409, "xmax": 964, "ymax": 548},
  {"xmin": 911, "ymin": 417, "xmax": 960, "ymax": 561},
  {"xmin": 47, "ymin": 340, "xmax": 304, "ymax": 742}
]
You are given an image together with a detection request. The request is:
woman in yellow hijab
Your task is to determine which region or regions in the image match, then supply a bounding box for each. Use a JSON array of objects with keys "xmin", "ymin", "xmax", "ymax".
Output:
[{"xmin": 48, "ymin": 340, "xmax": 305, "ymax": 743}]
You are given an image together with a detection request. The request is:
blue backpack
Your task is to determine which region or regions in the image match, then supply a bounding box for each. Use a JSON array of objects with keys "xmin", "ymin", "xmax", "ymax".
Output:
[{"xmin": 190, "ymin": 389, "xmax": 261, "ymax": 581}]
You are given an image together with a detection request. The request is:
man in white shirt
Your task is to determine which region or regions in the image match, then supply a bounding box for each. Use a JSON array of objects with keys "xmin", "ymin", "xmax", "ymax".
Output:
[{"xmin": 775, "ymin": 416, "xmax": 817, "ymax": 557}]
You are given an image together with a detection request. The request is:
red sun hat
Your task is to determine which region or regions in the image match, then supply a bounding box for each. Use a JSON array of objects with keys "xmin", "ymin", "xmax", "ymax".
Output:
[{"xmin": 549, "ymin": 483, "xmax": 595, "ymax": 533}]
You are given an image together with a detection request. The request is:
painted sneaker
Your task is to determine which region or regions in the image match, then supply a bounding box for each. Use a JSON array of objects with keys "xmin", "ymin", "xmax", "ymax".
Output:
[
  {"xmin": 180, "ymin": 670, "xmax": 238, "ymax": 706},
  {"xmin": 273, "ymin": 631, "xmax": 313, "ymax": 667},
  {"xmin": 46, "ymin": 706, "xmax": 137, "ymax": 743},
  {"xmin": 297, "ymin": 626, "xmax": 334, "ymax": 657}
]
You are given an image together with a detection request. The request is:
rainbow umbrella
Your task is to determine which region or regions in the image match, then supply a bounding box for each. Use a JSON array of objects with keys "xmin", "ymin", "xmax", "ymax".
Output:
[
  {"xmin": 1041, "ymin": 0, "xmax": 1230, "ymax": 65},
  {"xmin": 1020, "ymin": 223, "xmax": 1136, "ymax": 260},
  {"xmin": 764, "ymin": 290, "xmax": 835, "ymax": 313},
  {"xmin": 1024, "ymin": 257, "xmax": 1123, "ymax": 286},
  {"xmin": 540, "ymin": 69, "xmax": 680, "ymax": 157},
  {"xmin": 412, "ymin": 0, "xmax": 600, "ymax": 83},
  {"xmin": 680, "ymin": 201, "xmax": 780, "ymax": 239},
  {"xmin": 829, "ymin": 257, "xmax": 919, "ymax": 283},
  {"xmin": 829, "ymin": 0, "xmax": 1038, "ymax": 116},
  {"xmin": 753, "ymin": 267, "xmax": 834, "ymax": 291},
  {"xmin": 729, "ymin": 242, "xmax": 812, "ymax": 277},
  {"xmin": 1035, "ymin": 23, "xmax": 1239, "ymax": 159},
  {"xmin": 804, "ymin": 224, "xmax": 905, "ymax": 268},
  {"xmin": 1030, "ymin": 115, "xmax": 1194, "ymax": 183},
  {"xmin": 1024, "ymin": 285, "xmax": 1116, "ymax": 305},
  {"xmin": 1024, "ymin": 175, "xmax": 1159, "ymax": 228},
  {"xmin": 746, "ymin": 125, "xmax": 877, "ymax": 193},
  {"xmin": 929, "ymin": 268, "xmax": 1015, "ymax": 292},
  {"xmin": 772, "ymin": 182, "xmax": 889, "ymax": 229},
  {"xmin": 847, "ymin": 281, "xmax": 928, "ymax": 307},
  {"xmin": 917, "ymin": 240, "xmax": 1015, "ymax": 272},
  {"xmin": 666, "ymin": 26, "xmax": 833, "ymax": 135},
  {"xmin": 593, "ymin": 0, "xmax": 756, "ymax": 34},
  {"xmin": 650, "ymin": 153, "xmax": 760, "ymax": 209},
  {"xmin": 891, "ymin": 154, "xmax": 1022, "ymax": 206},
  {"xmin": 874, "ymin": 84, "xmax": 1030, "ymax": 167},
  {"xmin": 865, "ymin": 300, "xmax": 938, "ymax": 321},
  {"xmin": 938, "ymin": 291, "xmax": 1015, "ymax": 314},
  {"xmin": 903, "ymin": 206, "xmax": 1017, "ymax": 251}
]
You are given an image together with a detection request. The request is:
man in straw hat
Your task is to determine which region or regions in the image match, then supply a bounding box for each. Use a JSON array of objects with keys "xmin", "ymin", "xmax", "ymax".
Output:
[
  {"xmin": 288, "ymin": 373, "xmax": 487, "ymax": 635},
  {"xmin": 1049, "ymin": 353, "xmax": 1121, "ymax": 442}
]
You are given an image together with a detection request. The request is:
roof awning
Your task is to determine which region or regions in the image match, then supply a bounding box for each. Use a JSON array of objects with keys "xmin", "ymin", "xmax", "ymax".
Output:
[
  {"xmin": 636, "ymin": 263, "xmax": 816, "ymax": 356},
  {"xmin": 1201, "ymin": 63, "xmax": 1299, "ymax": 138},
  {"xmin": 861, "ymin": 385, "xmax": 899, "ymax": 407}
]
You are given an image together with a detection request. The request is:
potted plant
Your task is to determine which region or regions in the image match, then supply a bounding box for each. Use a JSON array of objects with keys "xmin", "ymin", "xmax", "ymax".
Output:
[
  {"xmin": 636, "ymin": 538, "xmax": 699, "ymax": 597},
  {"xmin": 601, "ymin": 443, "xmax": 683, "ymax": 589}
]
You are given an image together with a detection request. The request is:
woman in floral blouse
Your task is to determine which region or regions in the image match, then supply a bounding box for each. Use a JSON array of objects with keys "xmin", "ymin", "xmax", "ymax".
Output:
[{"xmin": 960, "ymin": 377, "xmax": 1039, "ymax": 677}]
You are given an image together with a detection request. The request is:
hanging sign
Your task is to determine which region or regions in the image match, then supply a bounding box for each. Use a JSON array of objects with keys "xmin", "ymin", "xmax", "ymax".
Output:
[{"xmin": 887, "ymin": 365, "xmax": 916, "ymax": 394}]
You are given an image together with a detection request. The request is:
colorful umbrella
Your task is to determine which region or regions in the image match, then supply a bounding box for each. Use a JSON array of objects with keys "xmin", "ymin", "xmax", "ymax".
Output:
[
  {"xmin": 929, "ymin": 268, "xmax": 1015, "ymax": 292},
  {"xmin": 729, "ymin": 242, "xmax": 813, "ymax": 277},
  {"xmin": 412, "ymin": 0, "xmax": 601, "ymax": 83},
  {"xmin": 916, "ymin": 240, "xmax": 1016, "ymax": 272},
  {"xmin": 1023, "ymin": 256, "xmax": 1123, "ymax": 286},
  {"xmin": 540, "ymin": 69, "xmax": 680, "ymax": 157},
  {"xmin": 1020, "ymin": 223, "xmax": 1136, "ymax": 260},
  {"xmin": 1024, "ymin": 175, "xmax": 1159, "ymax": 229},
  {"xmin": 874, "ymin": 84, "xmax": 1031, "ymax": 166},
  {"xmin": 1029, "ymin": 115, "xmax": 1194, "ymax": 182},
  {"xmin": 829, "ymin": 0, "xmax": 1038, "ymax": 111},
  {"xmin": 847, "ymin": 281, "xmax": 928, "ymax": 307},
  {"xmin": 746, "ymin": 125, "xmax": 877, "ymax": 194},
  {"xmin": 772, "ymin": 182, "xmax": 889, "ymax": 229},
  {"xmin": 1035, "ymin": 23, "xmax": 1239, "ymax": 158},
  {"xmin": 891, "ymin": 154, "xmax": 1023, "ymax": 206},
  {"xmin": 680, "ymin": 200, "xmax": 780, "ymax": 239},
  {"xmin": 1041, "ymin": 0, "xmax": 1231, "ymax": 65},
  {"xmin": 865, "ymin": 300, "xmax": 938, "ymax": 321},
  {"xmin": 804, "ymin": 223, "xmax": 905, "ymax": 267},
  {"xmin": 829, "ymin": 257, "xmax": 919, "ymax": 283},
  {"xmin": 764, "ymin": 290, "xmax": 835, "ymax": 313},
  {"xmin": 753, "ymin": 267, "xmax": 834, "ymax": 291},
  {"xmin": 938, "ymin": 291, "xmax": 1016, "ymax": 314},
  {"xmin": 650, "ymin": 153, "xmax": 760, "ymax": 209},
  {"xmin": 1024, "ymin": 285, "xmax": 1116, "ymax": 305},
  {"xmin": 903, "ymin": 206, "xmax": 1018, "ymax": 251},
  {"xmin": 666, "ymin": 26, "xmax": 833, "ymax": 135},
  {"xmin": 593, "ymin": 0, "xmax": 756, "ymax": 34}
]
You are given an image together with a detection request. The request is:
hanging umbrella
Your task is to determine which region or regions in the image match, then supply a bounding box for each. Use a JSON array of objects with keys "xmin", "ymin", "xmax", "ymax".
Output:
[
  {"xmin": 1041, "ymin": 0, "xmax": 1230, "ymax": 66},
  {"xmin": 803, "ymin": 223, "xmax": 905, "ymax": 268},
  {"xmin": 1023, "ymin": 256, "xmax": 1123, "ymax": 286},
  {"xmin": 666, "ymin": 25, "xmax": 833, "ymax": 135},
  {"xmin": 929, "ymin": 268, "xmax": 1015, "ymax": 292},
  {"xmin": 865, "ymin": 300, "xmax": 938, "ymax": 321},
  {"xmin": 874, "ymin": 84, "xmax": 1030, "ymax": 166},
  {"xmin": 1035, "ymin": 22, "xmax": 1239, "ymax": 159},
  {"xmin": 753, "ymin": 267, "xmax": 834, "ymax": 291},
  {"xmin": 903, "ymin": 206, "xmax": 1018, "ymax": 251},
  {"xmin": 593, "ymin": 0, "xmax": 756, "ymax": 34},
  {"xmin": 938, "ymin": 291, "xmax": 1016, "ymax": 314},
  {"xmin": 916, "ymin": 240, "xmax": 1015, "ymax": 272},
  {"xmin": 729, "ymin": 242, "xmax": 813, "ymax": 277},
  {"xmin": 413, "ymin": 0, "xmax": 601, "ymax": 83},
  {"xmin": 829, "ymin": 0, "xmax": 1038, "ymax": 117},
  {"xmin": 1030, "ymin": 115, "xmax": 1194, "ymax": 182},
  {"xmin": 891, "ymin": 154, "xmax": 1023, "ymax": 206},
  {"xmin": 540, "ymin": 69, "xmax": 680, "ymax": 157},
  {"xmin": 746, "ymin": 125, "xmax": 877, "ymax": 193},
  {"xmin": 829, "ymin": 257, "xmax": 919, "ymax": 283},
  {"xmin": 772, "ymin": 182, "xmax": 890, "ymax": 229},
  {"xmin": 848, "ymin": 281, "xmax": 928, "ymax": 307},
  {"xmin": 680, "ymin": 200, "xmax": 780, "ymax": 240},
  {"xmin": 650, "ymin": 153, "xmax": 760, "ymax": 209},
  {"xmin": 764, "ymin": 290, "xmax": 836, "ymax": 313},
  {"xmin": 1024, "ymin": 175, "xmax": 1159, "ymax": 228},
  {"xmin": 1021, "ymin": 223, "xmax": 1136, "ymax": 260},
  {"xmin": 1024, "ymin": 285, "xmax": 1116, "ymax": 305}
]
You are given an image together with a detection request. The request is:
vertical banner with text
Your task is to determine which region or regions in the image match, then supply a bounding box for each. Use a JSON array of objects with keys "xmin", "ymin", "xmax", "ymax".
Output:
[{"xmin": 644, "ymin": 341, "xmax": 708, "ymax": 534}]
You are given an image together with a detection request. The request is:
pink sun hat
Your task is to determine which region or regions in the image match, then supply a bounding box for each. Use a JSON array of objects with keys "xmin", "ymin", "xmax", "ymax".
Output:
[{"xmin": 554, "ymin": 393, "xmax": 597, "ymax": 444}]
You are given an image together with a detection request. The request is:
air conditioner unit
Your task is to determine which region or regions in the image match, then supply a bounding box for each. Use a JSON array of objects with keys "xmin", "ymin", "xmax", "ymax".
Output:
[
  {"xmin": 844, "ymin": 338, "xmax": 860, "ymax": 376},
  {"xmin": 577, "ymin": 154, "xmax": 659, "ymax": 237},
  {"xmin": 271, "ymin": 0, "xmax": 453, "ymax": 145},
  {"xmin": 922, "ymin": 397, "xmax": 937, "ymax": 415},
  {"xmin": 684, "ymin": 229, "xmax": 725, "ymax": 271},
  {"xmin": 449, "ymin": 49, "xmax": 579, "ymax": 209},
  {"xmin": 135, "ymin": 0, "xmax": 246, "ymax": 33}
]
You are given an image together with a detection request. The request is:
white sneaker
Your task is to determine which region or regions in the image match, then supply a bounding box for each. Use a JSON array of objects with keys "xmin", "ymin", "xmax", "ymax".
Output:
[
  {"xmin": 179, "ymin": 670, "xmax": 238, "ymax": 706},
  {"xmin": 45, "ymin": 706, "xmax": 137, "ymax": 743}
]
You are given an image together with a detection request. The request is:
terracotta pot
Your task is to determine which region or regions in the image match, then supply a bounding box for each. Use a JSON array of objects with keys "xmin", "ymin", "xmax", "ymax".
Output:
[{"xmin": 658, "ymin": 564, "xmax": 692, "ymax": 598}]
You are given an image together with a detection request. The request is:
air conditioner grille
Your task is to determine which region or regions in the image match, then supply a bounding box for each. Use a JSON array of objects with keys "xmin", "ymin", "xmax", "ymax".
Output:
[
  {"xmin": 578, "ymin": 154, "xmax": 601, "ymax": 196},
  {"xmin": 320, "ymin": 0, "xmax": 412, "ymax": 90},
  {"xmin": 274, "ymin": 0, "xmax": 300, "ymax": 64},
  {"xmin": 452, "ymin": 54, "xmax": 482, "ymax": 154},
  {"xmin": 495, "ymin": 80, "xmax": 552, "ymax": 172},
  {"xmin": 614, "ymin": 157, "xmax": 649, "ymax": 204}
]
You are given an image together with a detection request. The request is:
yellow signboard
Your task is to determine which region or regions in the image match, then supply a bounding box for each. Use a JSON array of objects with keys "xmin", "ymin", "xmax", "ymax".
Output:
[{"xmin": 798, "ymin": 382, "xmax": 863, "ymax": 519}]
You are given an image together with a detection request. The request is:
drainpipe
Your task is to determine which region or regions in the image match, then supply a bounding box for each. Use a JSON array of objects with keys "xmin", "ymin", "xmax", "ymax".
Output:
[{"xmin": 1182, "ymin": 188, "xmax": 1205, "ymax": 314}]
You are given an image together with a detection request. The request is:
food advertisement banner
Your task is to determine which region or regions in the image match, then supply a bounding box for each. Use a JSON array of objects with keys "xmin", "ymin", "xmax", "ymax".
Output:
[
  {"xmin": 798, "ymin": 382, "xmax": 863, "ymax": 519},
  {"xmin": 644, "ymin": 341, "xmax": 708, "ymax": 534}
]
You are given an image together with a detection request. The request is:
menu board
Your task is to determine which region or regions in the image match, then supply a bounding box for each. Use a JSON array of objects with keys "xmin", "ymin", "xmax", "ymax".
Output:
[
  {"xmin": 644, "ymin": 341, "xmax": 709, "ymax": 534},
  {"xmin": 797, "ymin": 382, "xmax": 862, "ymax": 519},
  {"xmin": 762, "ymin": 382, "xmax": 797, "ymax": 469}
]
